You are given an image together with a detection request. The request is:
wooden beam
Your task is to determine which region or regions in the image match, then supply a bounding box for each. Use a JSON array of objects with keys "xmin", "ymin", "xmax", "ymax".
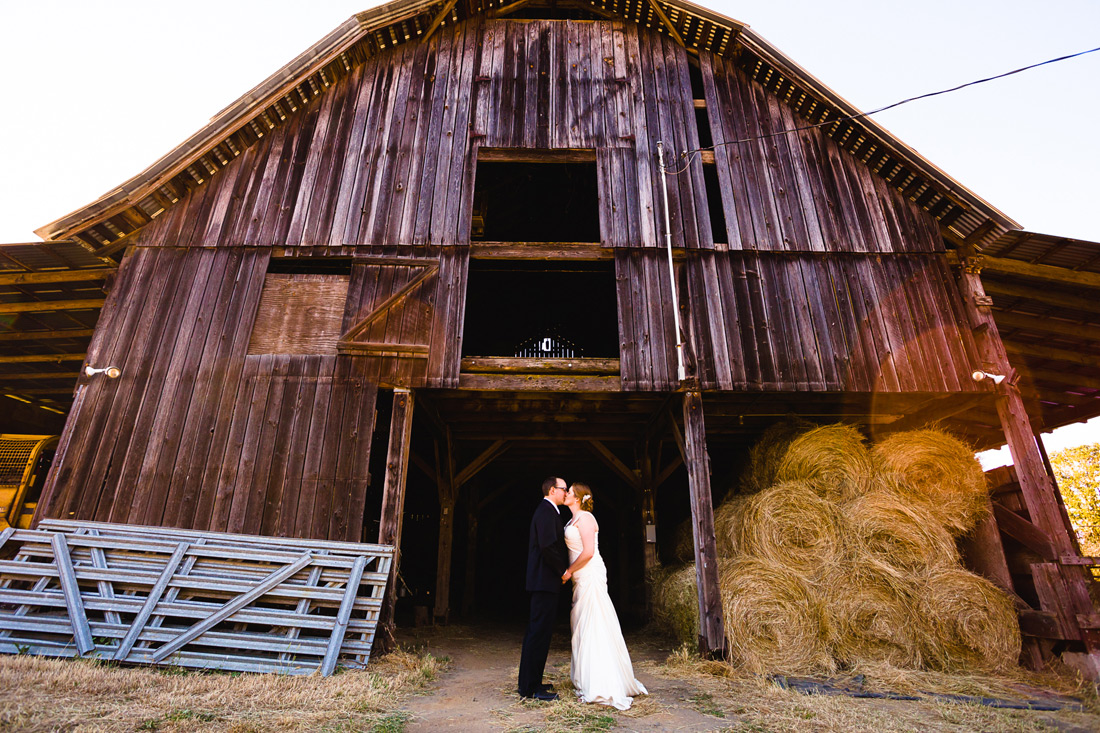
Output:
[
  {"xmin": 977, "ymin": 254, "xmax": 1100, "ymax": 290},
  {"xmin": 477, "ymin": 148, "xmax": 597, "ymax": 163},
  {"xmin": 991, "ymin": 503, "xmax": 1058, "ymax": 561},
  {"xmin": 586, "ymin": 440, "xmax": 639, "ymax": 489},
  {"xmin": 0, "ymin": 329, "xmax": 96, "ymax": 343},
  {"xmin": 0, "ymin": 353, "xmax": 86, "ymax": 365},
  {"xmin": 984, "ymin": 281, "xmax": 1100, "ymax": 315},
  {"xmin": 433, "ymin": 433, "xmax": 456, "ymax": 623},
  {"xmin": 338, "ymin": 263, "xmax": 438, "ymax": 344},
  {"xmin": 0, "ymin": 299, "xmax": 105, "ymax": 314},
  {"xmin": 667, "ymin": 406, "xmax": 687, "ymax": 463},
  {"xmin": 488, "ymin": 0, "xmax": 534, "ymax": 18},
  {"xmin": 0, "ymin": 371, "xmax": 80, "ymax": 381},
  {"xmin": 377, "ymin": 389, "xmax": 415, "ymax": 652},
  {"xmin": 654, "ymin": 454, "xmax": 683, "ymax": 489},
  {"xmin": 682, "ymin": 391, "xmax": 726, "ymax": 658},
  {"xmin": 958, "ymin": 498, "xmax": 1016, "ymax": 596},
  {"xmin": 423, "ymin": 0, "xmax": 459, "ymax": 39},
  {"xmin": 883, "ymin": 393, "xmax": 987, "ymax": 434},
  {"xmin": 456, "ymin": 374, "xmax": 621, "ymax": 391},
  {"xmin": 647, "ymin": 0, "xmax": 686, "ymax": 47},
  {"xmin": 461, "ymin": 357, "xmax": 619, "ymax": 374},
  {"xmin": 337, "ymin": 342, "xmax": 429, "ymax": 357},
  {"xmin": 1003, "ymin": 341, "xmax": 1100, "ymax": 369},
  {"xmin": 470, "ymin": 242, "xmax": 612, "ymax": 260},
  {"xmin": 0, "ymin": 269, "xmax": 114, "ymax": 286},
  {"xmin": 454, "ymin": 439, "xmax": 510, "ymax": 488},
  {"xmin": 409, "ymin": 450, "xmax": 436, "ymax": 484},
  {"xmin": 1023, "ymin": 367, "xmax": 1100, "ymax": 392},
  {"xmin": 996, "ymin": 311, "xmax": 1100, "ymax": 343}
]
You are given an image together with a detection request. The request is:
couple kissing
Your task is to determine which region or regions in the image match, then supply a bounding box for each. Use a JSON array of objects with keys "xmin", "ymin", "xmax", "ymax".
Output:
[{"xmin": 517, "ymin": 476, "xmax": 647, "ymax": 710}]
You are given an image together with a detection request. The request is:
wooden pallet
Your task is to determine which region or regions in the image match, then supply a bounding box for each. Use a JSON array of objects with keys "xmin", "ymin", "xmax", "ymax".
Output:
[{"xmin": 0, "ymin": 520, "xmax": 393, "ymax": 675}]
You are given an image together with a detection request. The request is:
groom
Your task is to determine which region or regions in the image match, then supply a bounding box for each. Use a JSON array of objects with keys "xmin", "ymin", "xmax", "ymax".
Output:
[{"xmin": 517, "ymin": 476, "xmax": 569, "ymax": 701}]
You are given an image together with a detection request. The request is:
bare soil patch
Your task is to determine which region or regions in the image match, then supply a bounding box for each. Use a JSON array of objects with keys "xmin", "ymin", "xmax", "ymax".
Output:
[{"xmin": 396, "ymin": 624, "xmax": 1100, "ymax": 732}]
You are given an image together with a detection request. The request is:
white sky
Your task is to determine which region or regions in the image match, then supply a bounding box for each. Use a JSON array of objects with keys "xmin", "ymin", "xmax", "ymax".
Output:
[{"xmin": 1, "ymin": 0, "xmax": 1097, "ymax": 456}]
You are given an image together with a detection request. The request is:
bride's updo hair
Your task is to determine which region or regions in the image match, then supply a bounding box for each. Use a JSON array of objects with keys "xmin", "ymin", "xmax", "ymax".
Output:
[{"xmin": 571, "ymin": 482, "xmax": 594, "ymax": 511}]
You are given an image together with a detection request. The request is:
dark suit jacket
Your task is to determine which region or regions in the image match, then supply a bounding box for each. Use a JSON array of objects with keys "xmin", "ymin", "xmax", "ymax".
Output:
[{"xmin": 526, "ymin": 499, "xmax": 567, "ymax": 592}]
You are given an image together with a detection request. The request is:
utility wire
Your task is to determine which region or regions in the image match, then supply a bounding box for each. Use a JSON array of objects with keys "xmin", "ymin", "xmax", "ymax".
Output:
[{"xmin": 662, "ymin": 45, "xmax": 1100, "ymax": 175}]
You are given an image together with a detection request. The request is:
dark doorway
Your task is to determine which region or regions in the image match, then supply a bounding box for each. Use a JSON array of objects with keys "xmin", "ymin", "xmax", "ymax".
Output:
[
  {"xmin": 462, "ymin": 260, "xmax": 619, "ymax": 358},
  {"xmin": 471, "ymin": 160, "xmax": 600, "ymax": 242}
]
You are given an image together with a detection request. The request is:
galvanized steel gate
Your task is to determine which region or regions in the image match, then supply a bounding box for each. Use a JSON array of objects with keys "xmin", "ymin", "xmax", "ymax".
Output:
[{"xmin": 0, "ymin": 520, "xmax": 392, "ymax": 675}]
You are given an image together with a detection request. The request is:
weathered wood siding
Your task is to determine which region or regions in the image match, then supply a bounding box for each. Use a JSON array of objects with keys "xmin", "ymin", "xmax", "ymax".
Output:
[{"xmin": 41, "ymin": 247, "xmax": 379, "ymax": 542}]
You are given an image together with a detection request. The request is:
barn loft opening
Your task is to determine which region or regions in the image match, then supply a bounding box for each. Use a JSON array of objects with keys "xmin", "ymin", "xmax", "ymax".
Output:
[
  {"xmin": 472, "ymin": 154, "xmax": 600, "ymax": 243},
  {"xmin": 462, "ymin": 259, "xmax": 619, "ymax": 358}
]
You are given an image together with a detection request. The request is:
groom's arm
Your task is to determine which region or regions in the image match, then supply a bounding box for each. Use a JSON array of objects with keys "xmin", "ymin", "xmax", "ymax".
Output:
[{"xmin": 534, "ymin": 507, "xmax": 565, "ymax": 570}]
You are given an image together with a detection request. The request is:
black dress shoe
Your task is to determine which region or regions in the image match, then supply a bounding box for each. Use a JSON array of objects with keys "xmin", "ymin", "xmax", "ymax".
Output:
[
  {"xmin": 538, "ymin": 683, "xmax": 555, "ymax": 693},
  {"xmin": 523, "ymin": 690, "xmax": 559, "ymax": 701}
]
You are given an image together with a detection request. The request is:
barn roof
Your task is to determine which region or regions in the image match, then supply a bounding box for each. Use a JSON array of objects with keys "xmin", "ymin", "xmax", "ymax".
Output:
[{"xmin": 34, "ymin": 0, "xmax": 1017, "ymax": 251}]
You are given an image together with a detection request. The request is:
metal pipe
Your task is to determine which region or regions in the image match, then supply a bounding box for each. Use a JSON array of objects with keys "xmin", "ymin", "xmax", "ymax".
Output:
[{"xmin": 656, "ymin": 140, "xmax": 687, "ymax": 382}]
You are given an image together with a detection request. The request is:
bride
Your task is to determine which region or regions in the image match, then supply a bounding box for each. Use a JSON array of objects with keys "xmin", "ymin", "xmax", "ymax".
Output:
[{"xmin": 560, "ymin": 482, "xmax": 647, "ymax": 710}]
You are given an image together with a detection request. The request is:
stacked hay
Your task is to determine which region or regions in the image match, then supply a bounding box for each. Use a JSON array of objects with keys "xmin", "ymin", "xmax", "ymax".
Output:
[
  {"xmin": 741, "ymin": 416, "xmax": 815, "ymax": 494},
  {"xmin": 649, "ymin": 423, "xmax": 1021, "ymax": 676},
  {"xmin": 873, "ymin": 429, "xmax": 990, "ymax": 536}
]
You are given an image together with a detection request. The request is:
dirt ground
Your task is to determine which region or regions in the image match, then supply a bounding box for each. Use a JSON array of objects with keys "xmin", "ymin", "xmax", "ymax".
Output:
[{"xmin": 394, "ymin": 623, "xmax": 1100, "ymax": 733}]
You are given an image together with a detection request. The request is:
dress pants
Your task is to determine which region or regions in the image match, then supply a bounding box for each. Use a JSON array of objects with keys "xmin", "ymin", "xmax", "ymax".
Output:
[{"xmin": 517, "ymin": 590, "xmax": 557, "ymax": 696}]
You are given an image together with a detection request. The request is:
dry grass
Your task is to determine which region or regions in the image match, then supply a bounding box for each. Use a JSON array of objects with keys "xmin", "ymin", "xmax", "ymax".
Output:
[
  {"xmin": 0, "ymin": 647, "xmax": 447, "ymax": 732},
  {"xmin": 737, "ymin": 480, "xmax": 843, "ymax": 578},
  {"xmin": 657, "ymin": 645, "xmax": 1100, "ymax": 732},
  {"xmin": 776, "ymin": 423, "xmax": 875, "ymax": 500},
  {"xmin": 873, "ymin": 428, "xmax": 990, "ymax": 536}
]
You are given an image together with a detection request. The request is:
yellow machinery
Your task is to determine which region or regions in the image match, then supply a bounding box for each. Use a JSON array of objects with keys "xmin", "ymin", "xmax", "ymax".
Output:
[{"xmin": 0, "ymin": 434, "xmax": 58, "ymax": 529}]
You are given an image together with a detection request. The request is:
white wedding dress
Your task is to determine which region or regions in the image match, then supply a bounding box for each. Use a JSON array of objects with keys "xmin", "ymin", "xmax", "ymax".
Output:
[{"xmin": 565, "ymin": 512, "xmax": 647, "ymax": 710}]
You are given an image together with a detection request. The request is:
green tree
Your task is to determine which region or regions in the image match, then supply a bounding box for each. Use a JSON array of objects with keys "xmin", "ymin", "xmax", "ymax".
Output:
[{"xmin": 1051, "ymin": 443, "xmax": 1100, "ymax": 556}]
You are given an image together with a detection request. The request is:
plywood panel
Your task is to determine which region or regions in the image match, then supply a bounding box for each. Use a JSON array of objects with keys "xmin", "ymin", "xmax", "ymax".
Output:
[{"xmin": 247, "ymin": 274, "xmax": 350, "ymax": 355}]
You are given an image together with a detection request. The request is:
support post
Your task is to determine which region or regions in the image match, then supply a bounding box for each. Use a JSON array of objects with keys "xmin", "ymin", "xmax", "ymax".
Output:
[
  {"xmin": 463, "ymin": 485, "xmax": 479, "ymax": 618},
  {"xmin": 377, "ymin": 388, "xmax": 415, "ymax": 652},
  {"xmin": 636, "ymin": 440, "xmax": 659, "ymax": 576},
  {"xmin": 955, "ymin": 255, "xmax": 1100, "ymax": 674},
  {"xmin": 433, "ymin": 430, "xmax": 457, "ymax": 624},
  {"xmin": 681, "ymin": 390, "xmax": 727, "ymax": 658}
]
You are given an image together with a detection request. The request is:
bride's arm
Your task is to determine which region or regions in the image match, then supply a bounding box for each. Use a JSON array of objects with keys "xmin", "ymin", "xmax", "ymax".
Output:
[{"xmin": 561, "ymin": 514, "xmax": 596, "ymax": 582}]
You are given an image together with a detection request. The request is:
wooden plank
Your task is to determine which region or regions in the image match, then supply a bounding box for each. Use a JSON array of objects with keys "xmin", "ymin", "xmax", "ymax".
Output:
[
  {"xmin": 0, "ymin": 269, "xmax": 114, "ymax": 286},
  {"xmin": 682, "ymin": 391, "xmax": 725, "ymax": 657},
  {"xmin": 376, "ymin": 389, "xmax": 414, "ymax": 650},
  {"xmin": 150, "ymin": 551, "xmax": 314, "ymax": 662},
  {"xmin": 992, "ymin": 503, "xmax": 1057, "ymax": 561},
  {"xmin": 586, "ymin": 440, "xmax": 639, "ymax": 489},
  {"xmin": 0, "ymin": 299, "xmax": 105, "ymax": 314}
]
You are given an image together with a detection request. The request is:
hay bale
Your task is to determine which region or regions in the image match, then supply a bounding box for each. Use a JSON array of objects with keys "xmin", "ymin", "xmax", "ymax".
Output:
[
  {"xmin": 742, "ymin": 417, "xmax": 816, "ymax": 494},
  {"xmin": 822, "ymin": 562, "xmax": 928, "ymax": 668},
  {"xmin": 713, "ymin": 494, "xmax": 750, "ymax": 558},
  {"xmin": 873, "ymin": 429, "xmax": 989, "ymax": 536},
  {"xmin": 843, "ymin": 477, "xmax": 960, "ymax": 573},
  {"xmin": 669, "ymin": 521, "xmax": 696, "ymax": 565},
  {"xmin": 721, "ymin": 558, "xmax": 835, "ymax": 675},
  {"xmin": 649, "ymin": 564, "xmax": 700, "ymax": 644},
  {"xmin": 775, "ymin": 423, "xmax": 875, "ymax": 500},
  {"xmin": 916, "ymin": 567, "xmax": 1021, "ymax": 673},
  {"xmin": 736, "ymin": 480, "xmax": 843, "ymax": 577}
]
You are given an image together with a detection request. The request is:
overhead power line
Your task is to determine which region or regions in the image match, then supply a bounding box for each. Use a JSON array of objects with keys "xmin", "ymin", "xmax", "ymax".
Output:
[{"xmin": 664, "ymin": 45, "xmax": 1100, "ymax": 174}]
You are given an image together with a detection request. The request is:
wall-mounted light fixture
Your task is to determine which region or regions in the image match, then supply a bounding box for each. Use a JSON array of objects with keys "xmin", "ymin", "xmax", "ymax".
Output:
[
  {"xmin": 85, "ymin": 365, "xmax": 121, "ymax": 379},
  {"xmin": 971, "ymin": 369, "xmax": 1009, "ymax": 385}
]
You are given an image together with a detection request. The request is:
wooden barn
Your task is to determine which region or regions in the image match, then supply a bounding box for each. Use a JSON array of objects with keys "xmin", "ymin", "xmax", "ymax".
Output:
[{"xmin": 3, "ymin": 0, "xmax": 1099, "ymax": 674}]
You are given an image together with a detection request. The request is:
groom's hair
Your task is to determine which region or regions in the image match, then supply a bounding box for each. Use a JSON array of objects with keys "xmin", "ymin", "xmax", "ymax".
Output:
[{"xmin": 541, "ymin": 476, "xmax": 562, "ymax": 496}]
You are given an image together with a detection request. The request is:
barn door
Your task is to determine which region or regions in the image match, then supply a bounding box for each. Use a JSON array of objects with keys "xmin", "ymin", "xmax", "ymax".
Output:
[{"xmin": 337, "ymin": 248, "xmax": 468, "ymax": 388}]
